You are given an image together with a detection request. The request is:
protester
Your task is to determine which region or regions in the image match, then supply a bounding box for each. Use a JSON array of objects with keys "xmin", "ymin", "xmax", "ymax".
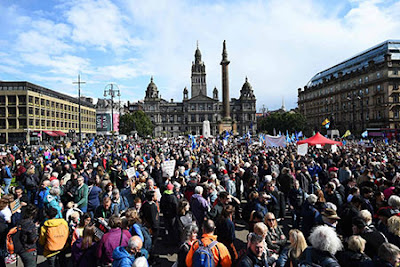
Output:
[{"xmin": 185, "ymin": 219, "xmax": 232, "ymax": 267}]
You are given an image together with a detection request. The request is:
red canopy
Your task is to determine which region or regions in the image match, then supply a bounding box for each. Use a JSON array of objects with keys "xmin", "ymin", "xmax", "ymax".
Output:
[
  {"xmin": 297, "ymin": 132, "xmax": 342, "ymax": 146},
  {"xmin": 43, "ymin": 131, "xmax": 57, "ymax": 137},
  {"xmin": 53, "ymin": 131, "xmax": 66, "ymax": 137}
]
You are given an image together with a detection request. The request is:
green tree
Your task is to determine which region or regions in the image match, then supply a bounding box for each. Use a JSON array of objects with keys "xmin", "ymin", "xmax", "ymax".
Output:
[
  {"xmin": 258, "ymin": 111, "xmax": 307, "ymax": 134},
  {"xmin": 119, "ymin": 111, "xmax": 154, "ymax": 137}
]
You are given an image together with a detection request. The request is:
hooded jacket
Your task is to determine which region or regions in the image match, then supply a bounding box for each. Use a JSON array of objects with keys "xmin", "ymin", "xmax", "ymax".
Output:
[
  {"xmin": 112, "ymin": 246, "xmax": 149, "ymax": 267},
  {"xmin": 39, "ymin": 218, "xmax": 69, "ymax": 257},
  {"xmin": 112, "ymin": 246, "xmax": 135, "ymax": 267}
]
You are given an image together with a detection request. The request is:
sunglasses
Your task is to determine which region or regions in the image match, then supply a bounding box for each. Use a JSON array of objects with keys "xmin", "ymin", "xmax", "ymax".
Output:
[{"xmin": 267, "ymin": 218, "xmax": 276, "ymax": 222}]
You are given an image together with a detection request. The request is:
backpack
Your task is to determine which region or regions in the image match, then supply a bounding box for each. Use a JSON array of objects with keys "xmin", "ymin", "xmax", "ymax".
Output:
[
  {"xmin": 45, "ymin": 222, "xmax": 69, "ymax": 252},
  {"xmin": 131, "ymin": 224, "xmax": 152, "ymax": 251},
  {"xmin": 6, "ymin": 226, "xmax": 24, "ymax": 255},
  {"xmin": 193, "ymin": 239, "xmax": 219, "ymax": 267}
]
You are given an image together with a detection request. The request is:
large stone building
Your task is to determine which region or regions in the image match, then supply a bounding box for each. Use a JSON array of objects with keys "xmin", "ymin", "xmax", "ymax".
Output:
[
  {"xmin": 133, "ymin": 42, "xmax": 257, "ymax": 137},
  {"xmin": 298, "ymin": 40, "xmax": 400, "ymax": 135},
  {"xmin": 0, "ymin": 81, "xmax": 96, "ymax": 144}
]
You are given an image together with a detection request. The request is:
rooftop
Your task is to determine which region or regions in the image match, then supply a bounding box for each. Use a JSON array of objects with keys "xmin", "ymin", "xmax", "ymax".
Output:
[
  {"xmin": 307, "ymin": 40, "xmax": 400, "ymax": 87},
  {"xmin": 0, "ymin": 81, "xmax": 95, "ymax": 108}
]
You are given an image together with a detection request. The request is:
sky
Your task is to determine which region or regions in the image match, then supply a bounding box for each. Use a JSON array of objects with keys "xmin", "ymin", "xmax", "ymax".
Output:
[{"xmin": 1, "ymin": 0, "xmax": 400, "ymax": 111}]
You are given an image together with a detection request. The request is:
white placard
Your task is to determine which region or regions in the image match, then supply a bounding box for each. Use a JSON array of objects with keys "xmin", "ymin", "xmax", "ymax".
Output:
[
  {"xmin": 331, "ymin": 144, "xmax": 337, "ymax": 153},
  {"xmin": 316, "ymin": 144, "xmax": 322, "ymax": 149},
  {"xmin": 297, "ymin": 143, "xmax": 308, "ymax": 156},
  {"xmin": 162, "ymin": 160, "xmax": 176, "ymax": 178},
  {"xmin": 125, "ymin": 167, "xmax": 136, "ymax": 179}
]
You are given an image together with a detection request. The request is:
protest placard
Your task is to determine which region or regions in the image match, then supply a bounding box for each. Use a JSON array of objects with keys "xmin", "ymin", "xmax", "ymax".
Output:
[
  {"xmin": 297, "ymin": 143, "xmax": 308, "ymax": 156},
  {"xmin": 162, "ymin": 160, "xmax": 176, "ymax": 178}
]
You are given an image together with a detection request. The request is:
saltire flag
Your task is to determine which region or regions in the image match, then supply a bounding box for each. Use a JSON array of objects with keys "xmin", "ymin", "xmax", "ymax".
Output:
[
  {"xmin": 224, "ymin": 131, "xmax": 230, "ymax": 140},
  {"xmin": 325, "ymin": 122, "xmax": 330, "ymax": 129},
  {"xmin": 322, "ymin": 118, "xmax": 330, "ymax": 126},
  {"xmin": 88, "ymin": 138, "xmax": 95, "ymax": 148},
  {"xmin": 385, "ymin": 138, "xmax": 389, "ymax": 145},
  {"xmin": 291, "ymin": 133, "xmax": 296, "ymax": 142},
  {"xmin": 342, "ymin": 130, "xmax": 351, "ymax": 138},
  {"xmin": 295, "ymin": 131, "xmax": 299, "ymax": 141},
  {"xmin": 298, "ymin": 131, "xmax": 303, "ymax": 138},
  {"xmin": 247, "ymin": 131, "xmax": 251, "ymax": 139},
  {"xmin": 361, "ymin": 131, "xmax": 368, "ymax": 138},
  {"xmin": 286, "ymin": 130, "xmax": 291, "ymax": 143},
  {"xmin": 278, "ymin": 131, "xmax": 282, "ymax": 137}
]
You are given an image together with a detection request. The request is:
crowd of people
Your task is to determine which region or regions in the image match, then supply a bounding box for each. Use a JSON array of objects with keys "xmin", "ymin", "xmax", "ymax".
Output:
[{"xmin": 0, "ymin": 135, "xmax": 400, "ymax": 266}]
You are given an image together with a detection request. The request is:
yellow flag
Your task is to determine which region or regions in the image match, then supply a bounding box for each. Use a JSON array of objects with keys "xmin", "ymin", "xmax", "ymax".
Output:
[
  {"xmin": 342, "ymin": 130, "xmax": 351, "ymax": 138},
  {"xmin": 322, "ymin": 118, "xmax": 330, "ymax": 126}
]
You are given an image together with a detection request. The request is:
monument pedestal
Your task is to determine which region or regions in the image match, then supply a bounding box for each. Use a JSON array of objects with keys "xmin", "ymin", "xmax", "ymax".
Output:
[{"xmin": 218, "ymin": 117, "xmax": 233, "ymax": 134}]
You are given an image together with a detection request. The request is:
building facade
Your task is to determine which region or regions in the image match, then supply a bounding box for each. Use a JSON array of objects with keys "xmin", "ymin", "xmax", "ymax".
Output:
[
  {"xmin": 298, "ymin": 40, "xmax": 400, "ymax": 135},
  {"xmin": 137, "ymin": 43, "xmax": 257, "ymax": 137},
  {"xmin": 0, "ymin": 81, "xmax": 96, "ymax": 144}
]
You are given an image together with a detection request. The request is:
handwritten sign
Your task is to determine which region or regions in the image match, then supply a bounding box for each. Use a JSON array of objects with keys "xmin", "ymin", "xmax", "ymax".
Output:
[{"xmin": 162, "ymin": 160, "xmax": 176, "ymax": 178}]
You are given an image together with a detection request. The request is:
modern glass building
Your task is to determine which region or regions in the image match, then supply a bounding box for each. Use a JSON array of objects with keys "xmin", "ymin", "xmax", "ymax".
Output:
[{"xmin": 298, "ymin": 40, "xmax": 400, "ymax": 136}]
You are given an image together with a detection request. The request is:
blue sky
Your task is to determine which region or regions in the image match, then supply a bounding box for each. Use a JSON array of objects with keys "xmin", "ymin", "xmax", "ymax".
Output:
[{"xmin": 1, "ymin": 0, "xmax": 400, "ymax": 111}]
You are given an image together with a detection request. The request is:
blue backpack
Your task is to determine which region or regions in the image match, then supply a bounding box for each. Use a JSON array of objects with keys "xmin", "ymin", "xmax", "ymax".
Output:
[{"xmin": 193, "ymin": 239, "xmax": 219, "ymax": 267}]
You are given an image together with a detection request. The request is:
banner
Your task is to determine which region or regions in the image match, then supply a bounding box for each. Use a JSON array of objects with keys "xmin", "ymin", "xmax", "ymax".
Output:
[
  {"xmin": 162, "ymin": 160, "xmax": 176, "ymax": 178},
  {"xmin": 297, "ymin": 143, "xmax": 308, "ymax": 156},
  {"xmin": 113, "ymin": 113, "xmax": 120, "ymax": 132},
  {"xmin": 264, "ymin": 135, "xmax": 286, "ymax": 148}
]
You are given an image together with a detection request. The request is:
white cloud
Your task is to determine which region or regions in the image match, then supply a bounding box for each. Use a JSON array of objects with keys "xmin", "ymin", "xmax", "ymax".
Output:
[
  {"xmin": 65, "ymin": 0, "xmax": 142, "ymax": 51},
  {"xmin": 2, "ymin": 0, "xmax": 400, "ymax": 110}
]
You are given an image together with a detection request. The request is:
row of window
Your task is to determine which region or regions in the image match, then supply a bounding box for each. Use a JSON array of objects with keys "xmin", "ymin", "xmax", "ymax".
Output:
[
  {"xmin": 27, "ymin": 119, "xmax": 95, "ymax": 129},
  {"xmin": 27, "ymin": 96, "xmax": 95, "ymax": 116}
]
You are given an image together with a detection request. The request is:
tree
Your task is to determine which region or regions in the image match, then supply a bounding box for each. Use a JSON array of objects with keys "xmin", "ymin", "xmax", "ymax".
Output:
[
  {"xmin": 119, "ymin": 111, "xmax": 154, "ymax": 137},
  {"xmin": 258, "ymin": 111, "xmax": 307, "ymax": 134}
]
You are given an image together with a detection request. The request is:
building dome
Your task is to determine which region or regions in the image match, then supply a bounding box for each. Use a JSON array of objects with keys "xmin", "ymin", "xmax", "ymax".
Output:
[
  {"xmin": 241, "ymin": 77, "xmax": 252, "ymax": 91},
  {"xmin": 147, "ymin": 76, "xmax": 157, "ymax": 91},
  {"xmin": 146, "ymin": 76, "xmax": 159, "ymax": 99},
  {"xmin": 240, "ymin": 77, "xmax": 254, "ymax": 99}
]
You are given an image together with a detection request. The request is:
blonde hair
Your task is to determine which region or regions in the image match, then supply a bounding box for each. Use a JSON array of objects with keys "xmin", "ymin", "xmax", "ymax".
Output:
[
  {"xmin": 348, "ymin": 235, "xmax": 366, "ymax": 253},
  {"xmin": 253, "ymin": 222, "xmax": 268, "ymax": 238},
  {"xmin": 388, "ymin": 215, "xmax": 400, "ymax": 236},
  {"xmin": 289, "ymin": 229, "xmax": 308, "ymax": 258},
  {"xmin": 359, "ymin": 210, "xmax": 372, "ymax": 225}
]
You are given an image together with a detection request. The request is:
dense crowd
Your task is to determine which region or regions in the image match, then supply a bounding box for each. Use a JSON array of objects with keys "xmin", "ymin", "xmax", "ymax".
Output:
[{"xmin": 0, "ymin": 136, "xmax": 400, "ymax": 267}]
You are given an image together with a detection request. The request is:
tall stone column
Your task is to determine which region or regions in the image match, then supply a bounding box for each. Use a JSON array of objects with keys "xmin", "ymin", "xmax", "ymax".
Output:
[
  {"xmin": 218, "ymin": 40, "xmax": 234, "ymax": 134},
  {"xmin": 221, "ymin": 40, "xmax": 231, "ymax": 119}
]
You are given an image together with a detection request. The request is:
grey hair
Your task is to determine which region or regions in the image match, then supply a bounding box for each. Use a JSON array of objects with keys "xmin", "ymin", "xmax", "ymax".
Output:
[
  {"xmin": 389, "ymin": 195, "xmax": 400, "ymax": 209},
  {"xmin": 50, "ymin": 179, "xmax": 60, "ymax": 188},
  {"xmin": 112, "ymin": 188, "xmax": 120, "ymax": 195},
  {"xmin": 307, "ymin": 194, "xmax": 318, "ymax": 205},
  {"xmin": 248, "ymin": 232, "xmax": 264, "ymax": 245},
  {"xmin": 308, "ymin": 225, "xmax": 343, "ymax": 255},
  {"xmin": 182, "ymin": 223, "xmax": 199, "ymax": 242},
  {"xmin": 378, "ymin": 242, "xmax": 400, "ymax": 263},
  {"xmin": 132, "ymin": 256, "xmax": 148, "ymax": 267},
  {"xmin": 49, "ymin": 187, "xmax": 60, "ymax": 196},
  {"xmin": 194, "ymin": 186, "xmax": 203, "ymax": 194},
  {"xmin": 128, "ymin": 237, "xmax": 141, "ymax": 250}
]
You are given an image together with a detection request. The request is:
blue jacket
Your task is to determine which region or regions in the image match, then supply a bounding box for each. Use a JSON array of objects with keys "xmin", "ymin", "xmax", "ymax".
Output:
[{"xmin": 112, "ymin": 246, "xmax": 149, "ymax": 267}]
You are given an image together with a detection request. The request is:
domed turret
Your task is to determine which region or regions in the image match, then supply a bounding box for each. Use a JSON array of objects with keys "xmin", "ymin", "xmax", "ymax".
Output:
[
  {"xmin": 145, "ymin": 76, "xmax": 159, "ymax": 99},
  {"xmin": 240, "ymin": 77, "xmax": 255, "ymax": 99}
]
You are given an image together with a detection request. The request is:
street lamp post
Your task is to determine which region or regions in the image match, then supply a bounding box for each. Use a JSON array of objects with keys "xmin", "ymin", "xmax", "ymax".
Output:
[
  {"xmin": 104, "ymin": 83, "xmax": 121, "ymax": 135},
  {"xmin": 73, "ymin": 74, "xmax": 85, "ymax": 142}
]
